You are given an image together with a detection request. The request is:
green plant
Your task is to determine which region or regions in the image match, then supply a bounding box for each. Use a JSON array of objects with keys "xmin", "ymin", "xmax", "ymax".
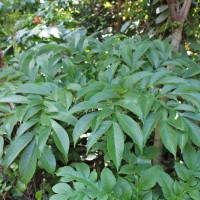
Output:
[
  {"xmin": 0, "ymin": 163, "xmax": 27, "ymax": 199},
  {"xmin": 0, "ymin": 34, "xmax": 200, "ymax": 199},
  {"xmin": 51, "ymin": 144, "xmax": 200, "ymax": 200}
]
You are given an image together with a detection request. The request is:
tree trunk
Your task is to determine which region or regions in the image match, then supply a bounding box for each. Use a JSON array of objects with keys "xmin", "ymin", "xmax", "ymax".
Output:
[
  {"xmin": 168, "ymin": 25, "xmax": 183, "ymax": 70},
  {"xmin": 167, "ymin": 0, "xmax": 192, "ymax": 51},
  {"xmin": 117, "ymin": 0, "xmax": 123, "ymax": 33},
  {"xmin": 172, "ymin": 26, "xmax": 183, "ymax": 52}
]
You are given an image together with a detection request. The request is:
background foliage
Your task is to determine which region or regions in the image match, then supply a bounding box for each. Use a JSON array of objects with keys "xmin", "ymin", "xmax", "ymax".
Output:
[{"xmin": 0, "ymin": 0, "xmax": 200, "ymax": 199}]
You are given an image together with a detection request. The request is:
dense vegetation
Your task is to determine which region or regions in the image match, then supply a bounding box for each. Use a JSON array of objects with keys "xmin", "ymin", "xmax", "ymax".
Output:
[{"xmin": 0, "ymin": 0, "xmax": 200, "ymax": 200}]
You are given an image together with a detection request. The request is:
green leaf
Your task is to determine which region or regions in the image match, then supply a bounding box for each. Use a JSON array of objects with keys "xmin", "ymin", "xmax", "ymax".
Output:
[
  {"xmin": 16, "ymin": 83, "xmax": 51, "ymax": 95},
  {"xmin": 182, "ymin": 112, "xmax": 200, "ymax": 122},
  {"xmin": 154, "ymin": 76, "xmax": 186, "ymax": 85},
  {"xmin": 143, "ymin": 111, "xmax": 160, "ymax": 144},
  {"xmin": 100, "ymin": 168, "xmax": 116, "ymax": 193},
  {"xmin": 50, "ymin": 194, "xmax": 70, "ymax": 200},
  {"xmin": 35, "ymin": 191, "xmax": 43, "ymax": 200},
  {"xmin": 87, "ymin": 120, "xmax": 112, "ymax": 153},
  {"xmin": 96, "ymin": 194, "xmax": 109, "ymax": 200},
  {"xmin": 176, "ymin": 130, "xmax": 188, "ymax": 153},
  {"xmin": 52, "ymin": 183, "xmax": 72, "ymax": 194},
  {"xmin": 16, "ymin": 179, "xmax": 26, "ymax": 192},
  {"xmin": 19, "ymin": 139, "xmax": 38, "ymax": 184},
  {"xmin": 0, "ymin": 103, "xmax": 11, "ymax": 112},
  {"xmin": 56, "ymin": 165, "xmax": 98, "ymax": 189},
  {"xmin": 184, "ymin": 119, "xmax": 200, "ymax": 147},
  {"xmin": 107, "ymin": 122, "xmax": 124, "ymax": 170},
  {"xmin": 120, "ymin": 20, "xmax": 131, "ymax": 33},
  {"xmin": 36, "ymin": 126, "xmax": 51, "ymax": 152},
  {"xmin": 4, "ymin": 132, "xmax": 34, "ymax": 168},
  {"xmin": 51, "ymin": 119, "xmax": 69, "ymax": 160},
  {"xmin": 50, "ymin": 113, "xmax": 77, "ymax": 126},
  {"xmin": 173, "ymin": 84, "xmax": 200, "ymax": 93},
  {"xmin": 155, "ymin": 11, "xmax": 169, "ymax": 24},
  {"xmin": 97, "ymin": 108, "xmax": 114, "ymax": 120},
  {"xmin": 156, "ymin": 5, "xmax": 168, "ymax": 13},
  {"xmin": 4, "ymin": 114, "xmax": 18, "ymax": 139},
  {"xmin": 161, "ymin": 84, "xmax": 177, "ymax": 94},
  {"xmin": 69, "ymin": 101, "xmax": 104, "ymax": 114},
  {"xmin": 73, "ymin": 163, "xmax": 90, "ymax": 178},
  {"xmin": 117, "ymin": 177, "xmax": 132, "ymax": 200},
  {"xmin": 146, "ymin": 50, "xmax": 160, "ymax": 68},
  {"xmin": 149, "ymin": 69, "xmax": 172, "ymax": 84},
  {"xmin": 173, "ymin": 180, "xmax": 182, "ymax": 194},
  {"xmin": 116, "ymin": 99, "xmax": 143, "ymax": 119},
  {"xmin": 60, "ymin": 91, "xmax": 73, "ymax": 110},
  {"xmin": 154, "ymin": 39, "xmax": 166, "ymax": 52},
  {"xmin": 15, "ymin": 106, "xmax": 29, "ymax": 123},
  {"xmin": 120, "ymin": 45, "xmax": 133, "ymax": 67},
  {"xmin": 23, "ymin": 105, "xmax": 43, "ymax": 121},
  {"xmin": 158, "ymin": 172, "xmax": 175, "ymax": 200},
  {"xmin": 160, "ymin": 121, "xmax": 177, "ymax": 157},
  {"xmin": 77, "ymin": 82, "xmax": 104, "ymax": 100},
  {"xmin": 123, "ymin": 71, "xmax": 152, "ymax": 88},
  {"xmin": 162, "ymin": 60, "xmax": 183, "ymax": 67},
  {"xmin": 119, "ymin": 164, "xmax": 135, "ymax": 175},
  {"xmin": 0, "ymin": 95, "xmax": 30, "ymax": 104},
  {"xmin": 143, "ymin": 191, "xmax": 153, "ymax": 200},
  {"xmin": 133, "ymin": 43, "xmax": 150, "ymax": 62},
  {"xmin": 73, "ymin": 112, "xmax": 97, "ymax": 145},
  {"xmin": 89, "ymin": 91, "xmax": 118, "ymax": 103},
  {"xmin": 40, "ymin": 114, "xmax": 51, "ymax": 126},
  {"xmin": 138, "ymin": 166, "xmax": 162, "ymax": 190},
  {"xmin": 16, "ymin": 120, "xmax": 38, "ymax": 137},
  {"xmin": 137, "ymin": 95, "xmax": 154, "ymax": 122},
  {"xmin": 184, "ymin": 63, "xmax": 200, "ymax": 78},
  {"xmin": 183, "ymin": 144, "xmax": 197, "ymax": 170},
  {"xmin": 174, "ymin": 163, "xmax": 189, "ymax": 181},
  {"xmin": 181, "ymin": 93, "xmax": 200, "ymax": 110},
  {"xmin": 188, "ymin": 189, "xmax": 200, "ymax": 200},
  {"xmin": 167, "ymin": 115, "xmax": 186, "ymax": 131},
  {"xmin": 0, "ymin": 69, "xmax": 15, "ymax": 79},
  {"xmin": 39, "ymin": 145, "xmax": 56, "ymax": 174},
  {"xmin": 152, "ymin": 0, "xmax": 159, "ymax": 5},
  {"xmin": 117, "ymin": 114, "xmax": 143, "ymax": 151},
  {"xmin": 174, "ymin": 104, "xmax": 196, "ymax": 112},
  {"xmin": 67, "ymin": 83, "xmax": 81, "ymax": 91}
]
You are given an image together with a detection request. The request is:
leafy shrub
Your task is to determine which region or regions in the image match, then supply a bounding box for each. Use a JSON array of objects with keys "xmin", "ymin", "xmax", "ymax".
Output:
[
  {"xmin": 51, "ymin": 144, "xmax": 200, "ymax": 200},
  {"xmin": 0, "ymin": 33, "xmax": 200, "ymax": 199}
]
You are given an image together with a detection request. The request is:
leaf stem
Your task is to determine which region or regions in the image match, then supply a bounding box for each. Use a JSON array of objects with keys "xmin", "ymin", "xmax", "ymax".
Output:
[{"xmin": 153, "ymin": 121, "xmax": 163, "ymax": 165}]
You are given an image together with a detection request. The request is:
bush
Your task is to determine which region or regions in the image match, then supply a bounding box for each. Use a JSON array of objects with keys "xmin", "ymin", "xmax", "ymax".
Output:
[{"xmin": 0, "ymin": 33, "xmax": 200, "ymax": 199}]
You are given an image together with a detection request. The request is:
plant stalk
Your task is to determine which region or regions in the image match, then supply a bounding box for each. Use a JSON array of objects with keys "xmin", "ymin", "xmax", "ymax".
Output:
[
  {"xmin": 153, "ymin": 121, "xmax": 163, "ymax": 165},
  {"xmin": 116, "ymin": 0, "xmax": 123, "ymax": 33}
]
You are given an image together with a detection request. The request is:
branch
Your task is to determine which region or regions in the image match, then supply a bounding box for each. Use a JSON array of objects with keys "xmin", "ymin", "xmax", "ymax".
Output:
[
  {"xmin": 175, "ymin": 0, "xmax": 180, "ymax": 13},
  {"xmin": 180, "ymin": 0, "xmax": 192, "ymax": 21},
  {"xmin": 166, "ymin": 0, "xmax": 178, "ymax": 21}
]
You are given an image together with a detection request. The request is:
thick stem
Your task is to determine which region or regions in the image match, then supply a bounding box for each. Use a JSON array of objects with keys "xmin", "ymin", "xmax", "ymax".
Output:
[
  {"xmin": 180, "ymin": 0, "xmax": 192, "ymax": 21},
  {"xmin": 0, "ymin": 50, "xmax": 4, "ymax": 68},
  {"xmin": 166, "ymin": 0, "xmax": 178, "ymax": 20},
  {"xmin": 171, "ymin": 26, "xmax": 183, "ymax": 52},
  {"xmin": 116, "ymin": 0, "xmax": 123, "ymax": 33},
  {"xmin": 167, "ymin": 0, "xmax": 192, "ymax": 53},
  {"xmin": 153, "ymin": 122, "xmax": 163, "ymax": 165}
]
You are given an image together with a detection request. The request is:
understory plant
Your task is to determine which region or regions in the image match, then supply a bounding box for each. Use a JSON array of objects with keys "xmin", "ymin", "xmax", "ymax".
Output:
[{"xmin": 0, "ymin": 32, "xmax": 200, "ymax": 199}]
